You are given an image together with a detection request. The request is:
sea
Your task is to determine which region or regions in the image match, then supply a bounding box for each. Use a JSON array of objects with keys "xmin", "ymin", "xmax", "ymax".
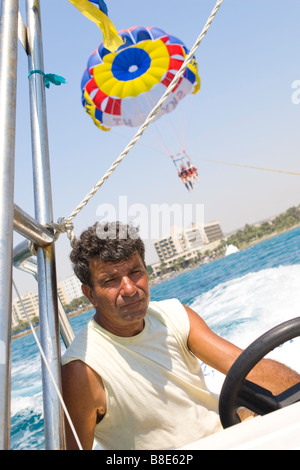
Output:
[{"xmin": 10, "ymin": 226, "xmax": 300, "ymax": 450}]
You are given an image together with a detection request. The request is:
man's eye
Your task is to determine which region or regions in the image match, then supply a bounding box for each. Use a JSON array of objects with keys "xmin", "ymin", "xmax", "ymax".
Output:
[{"xmin": 104, "ymin": 278, "xmax": 115, "ymax": 285}]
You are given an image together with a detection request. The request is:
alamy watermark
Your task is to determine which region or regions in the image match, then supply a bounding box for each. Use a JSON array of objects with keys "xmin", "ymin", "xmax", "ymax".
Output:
[
  {"xmin": 291, "ymin": 80, "xmax": 300, "ymax": 104},
  {"xmin": 95, "ymin": 196, "xmax": 204, "ymax": 241}
]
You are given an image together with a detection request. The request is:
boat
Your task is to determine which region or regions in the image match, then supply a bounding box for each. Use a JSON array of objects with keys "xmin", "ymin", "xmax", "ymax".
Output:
[{"xmin": 1, "ymin": 0, "xmax": 299, "ymax": 451}]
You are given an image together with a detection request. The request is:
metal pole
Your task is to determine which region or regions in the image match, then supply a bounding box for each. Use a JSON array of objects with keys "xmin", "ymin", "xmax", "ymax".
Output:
[
  {"xmin": 14, "ymin": 204, "xmax": 55, "ymax": 246},
  {"xmin": 0, "ymin": 0, "xmax": 19, "ymax": 450},
  {"xmin": 13, "ymin": 240, "xmax": 75, "ymax": 349},
  {"xmin": 26, "ymin": 0, "xmax": 65, "ymax": 449},
  {"xmin": 13, "ymin": 240, "xmax": 38, "ymax": 279}
]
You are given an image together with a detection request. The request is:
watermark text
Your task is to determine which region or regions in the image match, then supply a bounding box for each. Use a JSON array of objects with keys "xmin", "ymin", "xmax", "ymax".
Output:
[{"xmin": 95, "ymin": 196, "xmax": 204, "ymax": 241}]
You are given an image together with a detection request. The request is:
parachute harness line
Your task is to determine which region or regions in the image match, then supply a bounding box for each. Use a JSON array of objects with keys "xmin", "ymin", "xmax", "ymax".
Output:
[{"xmin": 54, "ymin": 0, "xmax": 224, "ymax": 245}]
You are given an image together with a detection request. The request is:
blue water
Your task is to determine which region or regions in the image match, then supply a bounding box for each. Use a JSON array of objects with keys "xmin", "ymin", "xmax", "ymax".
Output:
[{"xmin": 10, "ymin": 227, "xmax": 300, "ymax": 449}]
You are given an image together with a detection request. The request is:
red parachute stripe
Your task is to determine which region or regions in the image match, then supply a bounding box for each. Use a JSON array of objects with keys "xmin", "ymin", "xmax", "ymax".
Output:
[
  {"xmin": 169, "ymin": 58, "xmax": 184, "ymax": 71},
  {"xmin": 112, "ymin": 99, "xmax": 121, "ymax": 115},
  {"xmin": 166, "ymin": 44, "xmax": 184, "ymax": 57},
  {"xmin": 162, "ymin": 72, "xmax": 182, "ymax": 91},
  {"xmin": 93, "ymin": 88, "xmax": 108, "ymax": 108},
  {"xmin": 105, "ymin": 97, "xmax": 121, "ymax": 115},
  {"xmin": 85, "ymin": 76, "xmax": 98, "ymax": 95},
  {"xmin": 160, "ymin": 35, "xmax": 169, "ymax": 44}
]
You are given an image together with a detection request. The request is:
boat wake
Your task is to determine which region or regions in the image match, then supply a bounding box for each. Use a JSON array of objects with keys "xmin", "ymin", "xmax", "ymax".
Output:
[{"xmin": 190, "ymin": 264, "xmax": 300, "ymax": 392}]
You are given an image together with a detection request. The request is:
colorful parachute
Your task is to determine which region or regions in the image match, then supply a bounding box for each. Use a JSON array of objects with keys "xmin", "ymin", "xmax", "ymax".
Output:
[{"xmin": 81, "ymin": 26, "xmax": 200, "ymax": 131}]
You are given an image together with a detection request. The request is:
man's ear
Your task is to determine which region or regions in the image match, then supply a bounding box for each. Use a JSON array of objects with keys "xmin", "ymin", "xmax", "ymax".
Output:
[{"xmin": 82, "ymin": 284, "xmax": 96, "ymax": 307}]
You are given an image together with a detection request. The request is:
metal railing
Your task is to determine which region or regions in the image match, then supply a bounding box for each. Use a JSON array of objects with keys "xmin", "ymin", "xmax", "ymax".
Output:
[{"xmin": 0, "ymin": 0, "xmax": 74, "ymax": 449}]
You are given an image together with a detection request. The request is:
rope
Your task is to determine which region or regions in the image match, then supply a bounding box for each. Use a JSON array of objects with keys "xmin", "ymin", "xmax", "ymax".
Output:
[
  {"xmin": 195, "ymin": 157, "xmax": 300, "ymax": 176},
  {"xmin": 46, "ymin": 218, "xmax": 76, "ymax": 247},
  {"xmin": 56, "ymin": 0, "xmax": 224, "ymax": 239},
  {"xmin": 12, "ymin": 280, "xmax": 83, "ymax": 450}
]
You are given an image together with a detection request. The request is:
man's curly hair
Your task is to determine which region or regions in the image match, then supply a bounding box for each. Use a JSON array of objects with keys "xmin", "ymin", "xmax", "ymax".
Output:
[{"xmin": 70, "ymin": 221, "xmax": 146, "ymax": 287}]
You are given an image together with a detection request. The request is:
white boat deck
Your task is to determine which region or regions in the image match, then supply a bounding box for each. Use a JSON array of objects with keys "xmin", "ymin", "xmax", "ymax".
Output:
[{"xmin": 180, "ymin": 401, "xmax": 300, "ymax": 450}]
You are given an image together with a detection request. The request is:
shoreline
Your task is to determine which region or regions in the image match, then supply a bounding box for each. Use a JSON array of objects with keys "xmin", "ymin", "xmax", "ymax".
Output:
[
  {"xmin": 149, "ymin": 223, "xmax": 300, "ymax": 286},
  {"xmin": 231, "ymin": 223, "xmax": 300, "ymax": 248},
  {"xmin": 12, "ymin": 305, "xmax": 93, "ymax": 341}
]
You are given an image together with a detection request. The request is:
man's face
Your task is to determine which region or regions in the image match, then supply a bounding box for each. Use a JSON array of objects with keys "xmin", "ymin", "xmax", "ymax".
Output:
[{"xmin": 82, "ymin": 252, "xmax": 150, "ymax": 337}]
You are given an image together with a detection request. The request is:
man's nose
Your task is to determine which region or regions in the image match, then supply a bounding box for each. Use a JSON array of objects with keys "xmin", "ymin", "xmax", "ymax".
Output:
[{"xmin": 120, "ymin": 276, "xmax": 137, "ymax": 296}]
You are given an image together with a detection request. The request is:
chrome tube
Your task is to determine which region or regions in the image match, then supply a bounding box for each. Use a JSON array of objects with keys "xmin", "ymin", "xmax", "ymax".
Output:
[
  {"xmin": 14, "ymin": 204, "xmax": 55, "ymax": 246},
  {"xmin": 26, "ymin": 0, "xmax": 65, "ymax": 449},
  {"xmin": 13, "ymin": 240, "xmax": 75, "ymax": 348},
  {"xmin": 13, "ymin": 240, "xmax": 37, "ymax": 279},
  {"xmin": 0, "ymin": 0, "xmax": 19, "ymax": 450},
  {"xmin": 57, "ymin": 299, "xmax": 75, "ymax": 349},
  {"xmin": 18, "ymin": 11, "xmax": 29, "ymax": 54}
]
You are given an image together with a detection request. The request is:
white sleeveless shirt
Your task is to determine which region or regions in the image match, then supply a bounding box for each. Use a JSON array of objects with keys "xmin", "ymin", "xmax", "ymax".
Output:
[{"xmin": 62, "ymin": 299, "xmax": 222, "ymax": 450}]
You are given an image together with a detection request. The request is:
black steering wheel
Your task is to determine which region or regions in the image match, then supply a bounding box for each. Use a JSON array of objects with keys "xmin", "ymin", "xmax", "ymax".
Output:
[{"xmin": 219, "ymin": 317, "xmax": 300, "ymax": 429}]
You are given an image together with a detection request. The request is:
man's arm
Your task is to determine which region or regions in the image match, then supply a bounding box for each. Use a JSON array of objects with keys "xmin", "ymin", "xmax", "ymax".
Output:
[
  {"xmin": 61, "ymin": 360, "xmax": 106, "ymax": 450},
  {"xmin": 185, "ymin": 305, "xmax": 300, "ymax": 395}
]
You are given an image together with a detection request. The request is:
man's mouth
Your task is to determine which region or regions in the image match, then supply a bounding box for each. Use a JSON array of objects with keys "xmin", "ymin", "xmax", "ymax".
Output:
[{"xmin": 121, "ymin": 298, "xmax": 143, "ymax": 310}]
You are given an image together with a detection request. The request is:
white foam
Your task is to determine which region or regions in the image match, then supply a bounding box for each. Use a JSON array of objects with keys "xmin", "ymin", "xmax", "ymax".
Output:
[
  {"xmin": 11, "ymin": 392, "xmax": 43, "ymax": 417},
  {"xmin": 191, "ymin": 265, "xmax": 300, "ymax": 345},
  {"xmin": 190, "ymin": 265, "xmax": 300, "ymax": 390}
]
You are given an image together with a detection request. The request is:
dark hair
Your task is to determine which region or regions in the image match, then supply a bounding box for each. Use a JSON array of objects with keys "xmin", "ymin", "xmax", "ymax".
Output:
[{"xmin": 70, "ymin": 221, "xmax": 146, "ymax": 287}]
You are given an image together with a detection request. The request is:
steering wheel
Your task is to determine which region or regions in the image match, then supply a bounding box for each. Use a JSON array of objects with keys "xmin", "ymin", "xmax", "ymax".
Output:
[{"xmin": 219, "ymin": 317, "xmax": 300, "ymax": 429}]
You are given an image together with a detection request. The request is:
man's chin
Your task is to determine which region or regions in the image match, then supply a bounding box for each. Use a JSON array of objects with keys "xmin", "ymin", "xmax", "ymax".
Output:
[{"xmin": 124, "ymin": 308, "xmax": 147, "ymax": 322}]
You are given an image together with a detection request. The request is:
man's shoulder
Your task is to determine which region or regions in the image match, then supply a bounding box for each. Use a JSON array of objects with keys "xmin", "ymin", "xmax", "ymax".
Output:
[
  {"xmin": 62, "ymin": 358, "xmax": 99, "ymax": 381},
  {"xmin": 61, "ymin": 321, "xmax": 92, "ymax": 366},
  {"xmin": 62, "ymin": 358, "xmax": 88, "ymax": 371},
  {"xmin": 148, "ymin": 298, "xmax": 186, "ymax": 316},
  {"xmin": 148, "ymin": 298, "xmax": 189, "ymax": 337}
]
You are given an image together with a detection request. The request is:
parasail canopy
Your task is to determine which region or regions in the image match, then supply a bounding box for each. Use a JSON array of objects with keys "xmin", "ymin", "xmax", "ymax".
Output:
[{"xmin": 81, "ymin": 26, "xmax": 200, "ymax": 131}]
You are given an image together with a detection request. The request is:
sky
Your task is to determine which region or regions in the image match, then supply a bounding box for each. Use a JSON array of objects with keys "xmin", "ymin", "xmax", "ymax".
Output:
[{"xmin": 10, "ymin": 0, "xmax": 300, "ymax": 296}]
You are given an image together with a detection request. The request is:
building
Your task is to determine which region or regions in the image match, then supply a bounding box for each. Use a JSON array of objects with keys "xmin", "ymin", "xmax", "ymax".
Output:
[
  {"xmin": 184, "ymin": 223, "xmax": 206, "ymax": 249},
  {"xmin": 57, "ymin": 274, "xmax": 83, "ymax": 306},
  {"xmin": 12, "ymin": 273, "xmax": 84, "ymax": 330},
  {"xmin": 12, "ymin": 291, "xmax": 39, "ymax": 329},
  {"xmin": 151, "ymin": 221, "xmax": 223, "ymax": 277},
  {"xmin": 203, "ymin": 220, "xmax": 224, "ymax": 243},
  {"xmin": 154, "ymin": 229, "xmax": 183, "ymax": 263},
  {"xmin": 153, "ymin": 224, "xmax": 205, "ymax": 263}
]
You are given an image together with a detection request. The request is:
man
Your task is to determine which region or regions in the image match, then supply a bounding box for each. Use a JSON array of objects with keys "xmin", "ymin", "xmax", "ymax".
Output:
[{"xmin": 62, "ymin": 221, "xmax": 300, "ymax": 450}]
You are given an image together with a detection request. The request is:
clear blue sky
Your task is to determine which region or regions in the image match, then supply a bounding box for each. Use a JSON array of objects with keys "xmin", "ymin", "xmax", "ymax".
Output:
[{"xmin": 12, "ymin": 0, "xmax": 300, "ymax": 295}]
